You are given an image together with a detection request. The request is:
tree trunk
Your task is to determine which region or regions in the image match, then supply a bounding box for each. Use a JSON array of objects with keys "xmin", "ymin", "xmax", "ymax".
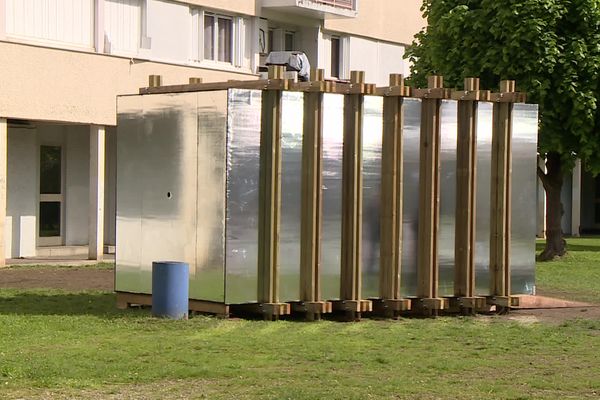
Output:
[{"xmin": 537, "ymin": 152, "xmax": 566, "ymax": 260}]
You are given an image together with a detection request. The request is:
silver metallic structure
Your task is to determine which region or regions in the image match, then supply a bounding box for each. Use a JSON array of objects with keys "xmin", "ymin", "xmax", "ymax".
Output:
[{"xmin": 115, "ymin": 90, "xmax": 538, "ymax": 304}]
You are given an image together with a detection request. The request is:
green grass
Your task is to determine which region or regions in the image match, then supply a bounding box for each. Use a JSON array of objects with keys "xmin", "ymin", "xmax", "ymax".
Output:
[
  {"xmin": 536, "ymin": 237, "xmax": 600, "ymax": 303},
  {"xmin": 1, "ymin": 238, "xmax": 600, "ymax": 399}
]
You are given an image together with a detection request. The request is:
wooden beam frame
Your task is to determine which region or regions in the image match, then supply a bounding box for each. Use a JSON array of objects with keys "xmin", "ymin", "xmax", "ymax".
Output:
[
  {"xmin": 256, "ymin": 66, "xmax": 290, "ymax": 319},
  {"xmin": 415, "ymin": 76, "xmax": 447, "ymax": 315},
  {"xmin": 453, "ymin": 78, "xmax": 480, "ymax": 309},
  {"xmin": 378, "ymin": 74, "xmax": 411, "ymax": 316},
  {"xmin": 333, "ymin": 70, "xmax": 372, "ymax": 319},
  {"xmin": 489, "ymin": 80, "xmax": 516, "ymax": 310},
  {"xmin": 299, "ymin": 69, "xmax": 332, "ymax": 320}
]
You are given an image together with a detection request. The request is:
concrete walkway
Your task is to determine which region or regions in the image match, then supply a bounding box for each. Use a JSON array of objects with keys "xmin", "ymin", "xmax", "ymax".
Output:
[{"xmin": 6, "ymin": 254, "xmax": 115, "ymax": 267}]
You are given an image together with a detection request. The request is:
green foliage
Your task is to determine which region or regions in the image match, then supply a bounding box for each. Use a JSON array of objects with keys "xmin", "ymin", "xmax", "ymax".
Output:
[{"xmin": 406, "ymin": 0, "xmax": 600, "ymax": 173}]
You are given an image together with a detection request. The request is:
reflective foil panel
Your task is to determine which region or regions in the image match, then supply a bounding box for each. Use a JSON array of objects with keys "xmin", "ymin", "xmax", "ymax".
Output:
[
  {"xmin": 438, "ymin": 100, "xmax": 458, "ymax": 296},
  {"xmin": 116, "ymin": 93, "xmax": 200, "ymax": 294},
  {"xmin": 191, "ymin": 91, "xmax": 228, "ymax": 302},
  {"xmin": 475, "ymin": 103, "xmax": 493, "ymax": 295},
  {"xmin": 511, "ymin": 104, "xmax": 538, "ymax": 294},
  {"xmin": 321, "ymin": 93, "xmax": 344, "ymax": 300},
  {"xmin": 361, "ymin": 96, "xmax": 383, "ymax": 299},
  {"xmin": 279, "ymin": 91, "xmax": 304, "ymax": 302},
  {"xmin": 115, "ymin": 95, "xmax": 144, "ymax": 293},
  {"xmin": 400, "ymin": 99, "xmax": 422, "ymax": 297},
  {"xmin": 225, "ymin": 89, "xmax": 262, "ymax": 304}
]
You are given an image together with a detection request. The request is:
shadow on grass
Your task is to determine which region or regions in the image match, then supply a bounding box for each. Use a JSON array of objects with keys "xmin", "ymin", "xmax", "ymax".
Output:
[
  {"xmin": 566, "ymin": 243, "xmax": 600, "ymax": 252},
  {"xmin": 0, "ymin": 291, "xmax": 148, "ymax": 318}
]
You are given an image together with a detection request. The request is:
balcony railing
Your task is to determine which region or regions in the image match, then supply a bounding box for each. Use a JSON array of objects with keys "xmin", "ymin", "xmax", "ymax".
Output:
[{"xmin": 313, "ymin": 0, "xmax": 355, "ymax": 10}]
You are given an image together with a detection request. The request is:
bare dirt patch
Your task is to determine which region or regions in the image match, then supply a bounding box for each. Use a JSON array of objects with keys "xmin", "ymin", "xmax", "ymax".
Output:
[{"xmin": 0, "ymin": 267, "xmax": 114, "ymax": 291}]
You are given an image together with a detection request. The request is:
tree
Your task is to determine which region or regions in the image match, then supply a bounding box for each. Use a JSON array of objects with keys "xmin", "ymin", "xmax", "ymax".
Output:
[{"xmin": 406, "ymin": 0, "xmax": 600, "ymax": 260}]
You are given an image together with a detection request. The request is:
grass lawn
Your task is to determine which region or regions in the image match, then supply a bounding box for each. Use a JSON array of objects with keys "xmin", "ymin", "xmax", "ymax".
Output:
[{"xmin": 0, "ymin": 238, "xmax": 599, "ymax": 399}]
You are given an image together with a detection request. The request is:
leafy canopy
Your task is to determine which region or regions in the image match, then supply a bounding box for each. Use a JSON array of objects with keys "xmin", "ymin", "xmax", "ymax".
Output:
[{"xmin": 406, "ymin": 0, "xmax": 600, "ymax": 172}]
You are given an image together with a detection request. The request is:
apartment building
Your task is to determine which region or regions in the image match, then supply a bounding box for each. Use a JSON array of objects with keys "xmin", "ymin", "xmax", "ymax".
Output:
[{"xmin": 0, "ymin": 0, "xmax": 425, "ymax": 265}]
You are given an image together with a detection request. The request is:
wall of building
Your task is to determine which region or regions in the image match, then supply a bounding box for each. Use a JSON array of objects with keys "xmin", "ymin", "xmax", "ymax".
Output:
[
  {"xmin": 561, "ymin": 172, "xmax": 573, "ymax": 235},
  {"xmin": 184, "ymin": 0, "xmax": 258, "ymax": 16},
  {"xmin": 324, "ymin": 0, "xmax": 425, "ymax": 45},
  {"xmin": 0, "ymin": 41, "xmax": 257, "ymax": 126},
  {"xmin": 344, "ymin": 36, "xmax": 406, "ymax": 86}
]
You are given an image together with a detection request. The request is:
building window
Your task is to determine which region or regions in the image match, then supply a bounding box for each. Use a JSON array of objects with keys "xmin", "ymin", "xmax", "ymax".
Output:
[
  {"xmin": 201, "ymin": 12, "xmax": 233, "ymax": 64},
  {"xmin": 5, "ymin": 0, "xmax": 94, "ymax": 49},
  {"xmin": 104, "ymin": 0, "xmax": 143, "ymax": 55},
  {"xmin": 331, "ymin": 36, "xmax": 341, "ymax": 78},
  {"xmin": 191, "ymin": 9, "xmax": 250, "ymax": 69},
  {"xmin": 285, "ymin": 31, "xmax": 295, "ymax": 51}
]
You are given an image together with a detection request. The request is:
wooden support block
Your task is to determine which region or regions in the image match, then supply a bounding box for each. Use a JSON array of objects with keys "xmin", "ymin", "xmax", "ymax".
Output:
[
  {"xmin": 486, "ymin": 296, "xmax": 519, "ymax": 308},
  {"xmin": 188, "ymin": 299, "xmax": 230, "ymax": 316},
  {"xmin": 411, "ymin": 297, "xmax": 449, "ymax": 313},
  {"xmin": 376, "ymin": 73, "xmax": 408, "ymax": 97},
  {"xmin": 116, "ymin": 292, "xmax": 152, "ymax": 309},
  {"xmin": 372, "ymin": 298, "xmax": 412, "ymax": 314},
  {"xmin": 257, "ymin": 86, "xmax": 283, "ymax": 305},
  {"xmin": 139, "ymin": 79, "xmax": 280, "ymax": 95},
  {"xmin": 189, "ymin": 77, "xmax": 203, "ymax": 84},
  {"xmin": 331, "ymin": 300, "xmax": 373, "ymax": 312},
  {"xmin": 447, "ymin": 296, "xmax": 488, "ymax": 310},
  {"xmin": 148, "ymin": 75, "xmax": 162, "ymax": 87},
  {"xmin": 290, "ymin": 301, "xmax": 333, "ymax": 314},
  {"xmin": 412, "ymin": 88, "xmax": 451, "ymax": 99}
]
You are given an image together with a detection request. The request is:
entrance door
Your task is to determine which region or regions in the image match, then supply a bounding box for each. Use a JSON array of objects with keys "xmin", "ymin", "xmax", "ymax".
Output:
[{"xmin": 38, "ymin": 145, "xmax": 63, "ymax": 246}]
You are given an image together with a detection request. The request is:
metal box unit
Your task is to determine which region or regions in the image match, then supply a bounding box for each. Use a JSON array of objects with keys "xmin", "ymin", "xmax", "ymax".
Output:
[{"xmin": 115, "ymin": 88, "xmax": 539, "ymax": 308}]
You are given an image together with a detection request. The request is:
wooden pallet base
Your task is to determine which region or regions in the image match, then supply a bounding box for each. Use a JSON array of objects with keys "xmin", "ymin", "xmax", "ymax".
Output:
[
  {"xmin": 487, "ymin": 296, "xmax": 519, "ymax": 308},
  {"xmin": 290, "ymin": 301, "xmax": 333, "ymax": 320},
  {"xmin": 410, "ymin": 297, "xmax": 450, "ymax": 316},
  {"xmin": 116, "ymin": 292, "xmax": 230, "ymax": 317},
  {"xmin": 331, "ymin": 299, "xmax": 373, "ymax": 313},
  {"xmin": 230, "ymin": 302, "xmax": 291, "ymax": 320},
  {"xmin": 371, "ymin": 299, "xmax": 412, "ymax": 317},
  {"xmin": 446, "ymin": 296, "xmax": 489, "ymax": 313}
]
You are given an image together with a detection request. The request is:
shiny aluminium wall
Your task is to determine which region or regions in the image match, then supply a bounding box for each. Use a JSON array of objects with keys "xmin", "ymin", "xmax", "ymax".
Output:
[
  {"xmin": 399, "ymin": 98, "xmax": 422, "ymax": 297},
  {"xmin": 474, "ymin": 103, "xmax": 493, "ymax": 296},
  {"xmin": 510, "ymin": 104, "xmax": 538, "ymax": 294},
  {"xmin": 321, "ymin": 93, "xmax": 345, "ymax": 300},
  {"xmin": 116, "ymin": 91, "xmax": 228, "ymax": 302},
  {"xmin": 362, "ymin": 96, "xmax": 384, "ymax": 299},
  {"xmin": 438, "ymin": 100, "xmax": 458, "ymax": 297},
  {"xmin": 223, "ymin": 89, "xmax": 261, "ymax": 304}
]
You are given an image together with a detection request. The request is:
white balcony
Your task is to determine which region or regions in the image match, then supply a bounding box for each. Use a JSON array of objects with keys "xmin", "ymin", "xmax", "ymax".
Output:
[{"xmin": 261, "ymin": 0, "xmax": 358, "ymax": 18}]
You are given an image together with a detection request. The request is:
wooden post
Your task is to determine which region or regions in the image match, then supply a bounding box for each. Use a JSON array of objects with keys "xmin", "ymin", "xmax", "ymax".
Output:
[
  {"xmin": 189, "ymin": 77, "xmax": 203, "ymax": 84},
  {"xmin": 376, "ymin": 74, "xmax": 411, "ymax": 316},
  {"xmin": 414, "ymin": 76, "xmax": 449, "ymax": 315},
  {"xmin": 333, "ymin": 70, "xmax": 372, "ymax": 319},
  {"xmin": 489, "ymin": 80, "xmax": 516, "ymax": 309},
  {"xmin": 296, "ymin": 69, "xmax": 332, "ymax": 320},
  {"xmin": 256, "ymin": 65, "xmax": 291, "ymax": 319},
  {"xmin": 451, "ymin": 78, "xmax": 486, "ymax": 312}
]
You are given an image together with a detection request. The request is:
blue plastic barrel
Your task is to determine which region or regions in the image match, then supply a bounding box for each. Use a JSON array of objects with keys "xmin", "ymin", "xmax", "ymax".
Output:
[{"xmin": 152, "ymin": 261, "xmax": 189, "ymax": 319}]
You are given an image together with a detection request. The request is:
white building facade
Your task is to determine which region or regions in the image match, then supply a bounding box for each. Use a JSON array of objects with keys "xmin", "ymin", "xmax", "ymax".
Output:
[{"xmin": 0, "ymin": 0, "xmax": 424, "ymax": 265}]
